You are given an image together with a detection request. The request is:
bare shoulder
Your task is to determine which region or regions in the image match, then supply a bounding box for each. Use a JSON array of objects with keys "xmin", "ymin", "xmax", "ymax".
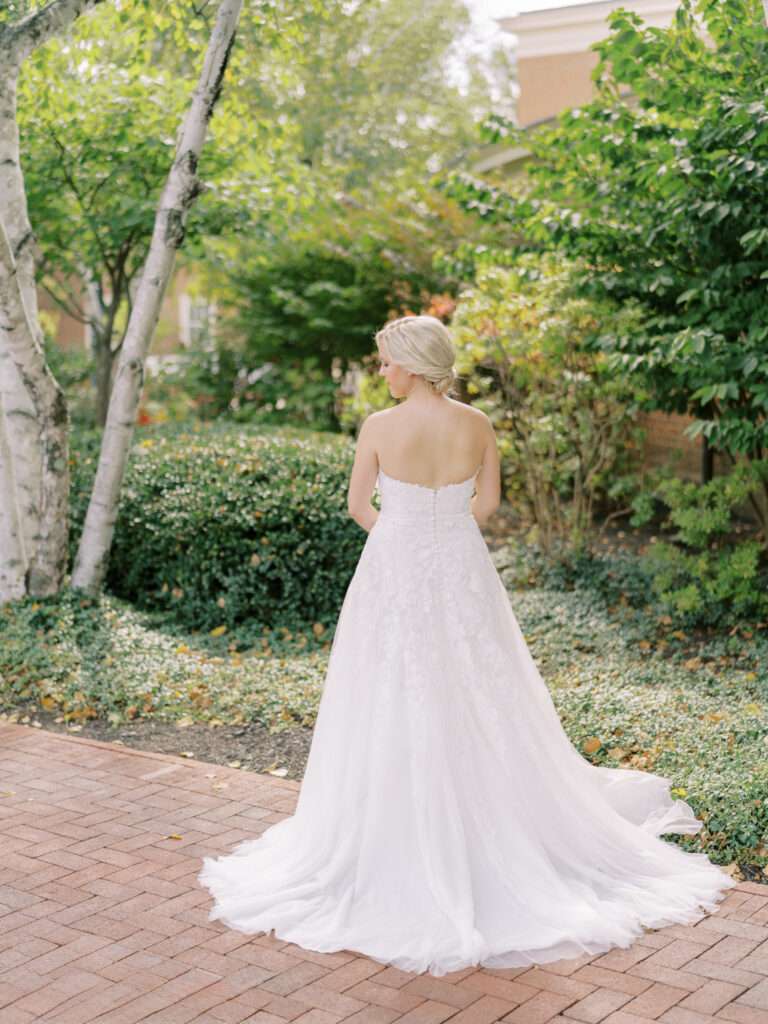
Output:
[
  {"xmin": 446, "ymin": 397, "xmax": 480, "ymax": 415},
  {"xmin": 452, "ymin": 399, "xmax": 494, "ymax": 433},
  {"xmin": 359, "ymin": 408, "xmax": 393, "ymax": 436}
]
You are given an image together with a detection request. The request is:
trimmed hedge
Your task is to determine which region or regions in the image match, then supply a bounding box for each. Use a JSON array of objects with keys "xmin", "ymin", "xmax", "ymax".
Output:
[{"xmin": 69, "ymin": 423, "xmax": 368, "ymax": 631}]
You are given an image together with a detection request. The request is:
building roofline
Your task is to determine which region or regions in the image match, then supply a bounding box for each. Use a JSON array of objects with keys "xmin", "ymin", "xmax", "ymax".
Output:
[{"xmin": 500, "ymin": 1, "xmax": 680, "ymax": 58}]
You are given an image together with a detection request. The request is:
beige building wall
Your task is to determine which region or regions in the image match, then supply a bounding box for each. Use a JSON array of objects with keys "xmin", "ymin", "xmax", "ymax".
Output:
[{"xmin": 502, "ymin": 0, "xmax": 681, "ymax": 129}]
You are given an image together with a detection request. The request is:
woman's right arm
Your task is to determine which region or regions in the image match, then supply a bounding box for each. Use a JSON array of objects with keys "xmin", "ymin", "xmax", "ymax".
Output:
[{"xmin": 347, "ymin": 413, "xmax": 382, "ymax": 533}]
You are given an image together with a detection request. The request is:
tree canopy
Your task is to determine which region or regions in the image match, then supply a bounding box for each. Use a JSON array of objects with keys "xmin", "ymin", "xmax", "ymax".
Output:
[{"xmin": 448, "ymin": 0, "xmax": 768, "ymax": 459}]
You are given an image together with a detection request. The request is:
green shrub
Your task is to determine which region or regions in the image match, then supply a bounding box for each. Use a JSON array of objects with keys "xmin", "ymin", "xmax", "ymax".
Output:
[
  {"xmin": 69, "ymin": 423, "xmax": 368, "ymax": 631},
  {"xmin": 228, "ymin": 355, "xmax": 341, "ymax": 432},
  {"xmin": 533, "ymin": 544, "xmax": 656, "ymax": 612},
  {"xmin": 630, "ymin": 463, "xmax": 768, "ymax": 627},
  {"xmin": 642, "ymin": 540, "xmax": 765, "ymax": 625},
  {"xmin": 451, "ymin": 253, "xmax": 645, "ymax": 553},
  {"xmin": 138, "ymin": 342, "xmax": 244, "ymax": 426},
  {"xmin": 337, "ymin": 358, "xmax": 393, "ymax": 432},
  {"xmin": 139, "ymin": 348, "xmax": 342, "ymax": 433}
]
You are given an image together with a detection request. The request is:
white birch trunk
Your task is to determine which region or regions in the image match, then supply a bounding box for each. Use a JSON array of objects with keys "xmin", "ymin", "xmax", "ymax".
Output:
[
  {"xmin": 0, "ymin": 0, "xmax": 104, "ymax": 602},
  {"xmin": 71, "ymin": 0, "xmax": 243, "ymax": 592},
  {"xmin": 0, "ymin": 375, "xmax": 28, "ymax": 601}
]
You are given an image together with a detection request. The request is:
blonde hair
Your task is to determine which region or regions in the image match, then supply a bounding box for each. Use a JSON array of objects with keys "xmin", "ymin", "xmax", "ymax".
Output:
[{"xmin": 375, "ymin": 315, "xmax": 457, "ymax": 396}]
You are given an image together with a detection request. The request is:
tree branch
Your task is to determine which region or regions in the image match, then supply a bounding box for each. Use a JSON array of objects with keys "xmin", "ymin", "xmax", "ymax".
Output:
[
  {"xmin": 48, "ymin": 127, "xmax": 117, "ymax": 278},
  {"xmin": 4, "ymin": 0, "xmax": 106, "ymax": 63},
  {"xmin": 41, "ymin": 279, "xmax": 89, "ymax": 325}
]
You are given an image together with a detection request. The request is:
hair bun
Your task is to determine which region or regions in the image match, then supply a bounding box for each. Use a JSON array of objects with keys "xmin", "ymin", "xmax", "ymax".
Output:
[
  {"xmin": 375, "ymin": 315, "xmax": 457, "ymax": 396},
  {"xmin": 431, "ymin": 368, "xmax": 457, "ymax": 395}
]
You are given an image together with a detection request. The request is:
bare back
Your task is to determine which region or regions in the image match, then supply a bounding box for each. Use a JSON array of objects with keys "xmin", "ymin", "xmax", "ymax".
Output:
[
  {"xmin": 347, "ymin": 395, "xmax": 501, "ymax": 531},
  {"xmin": 373, "ymin": 397, "xmax": 486, "ymax": 488}
]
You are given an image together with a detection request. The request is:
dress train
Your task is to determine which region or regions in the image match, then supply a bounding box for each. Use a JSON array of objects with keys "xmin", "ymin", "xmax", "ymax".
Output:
[{"xmin": 198, "ymin": 467, "xmax": 737, "ymax": 976}]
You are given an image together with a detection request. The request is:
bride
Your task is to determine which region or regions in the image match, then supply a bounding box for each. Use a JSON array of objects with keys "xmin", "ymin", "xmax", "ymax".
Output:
[{"xmin": 198, "ymin": 314, "xmax": 736, "ymax": 977}]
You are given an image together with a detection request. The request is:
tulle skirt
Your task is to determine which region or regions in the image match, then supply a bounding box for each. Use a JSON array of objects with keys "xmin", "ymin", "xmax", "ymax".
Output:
[{"xmin": 198, "ymin": 502, "xmax": 737, "ymax": 975}]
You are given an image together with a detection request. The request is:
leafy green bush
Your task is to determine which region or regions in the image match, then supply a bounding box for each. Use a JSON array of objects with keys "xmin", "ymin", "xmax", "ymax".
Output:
[
  {"xmin": 69, "ymin": 423, "xmax": 368, "ymax": 631},
  {"xmin": 137, "ymin": 342, "xmax": 244, "ymax": 426},
  {"xmin": 528, "ymin": 462, "xmax": 768, "ymax": 628},
  {"xmin": 528, "ymin": 544, "xmax": 656, "ymax": 612},
  {"xmin": 643, "ymin": 540, "xmax": 765, "ymax": 625},
  {"xmin": 451, "ymin": 253, "xmax": 644, "ymax": 552},
  {"xmin": 228, "ymin": 355, "xmax": 341, "ymax": 432},
  {"xmin": 337, "ymin": 357, "xmax": 394, "ymax": 432},
  {"xmin": 631, "ymin": 463, "xmax": 768, "ymax": 626},
  {"xmin": 205, "ymin": 184, "xmax": 501, "ymax": 370},
  {"xmin": 137, "ymin": 347, "xmax": 341, "ymax": 433},
  {"xmin": 448, "ymin": 0, "xmax": 768, "ymax": 542}
]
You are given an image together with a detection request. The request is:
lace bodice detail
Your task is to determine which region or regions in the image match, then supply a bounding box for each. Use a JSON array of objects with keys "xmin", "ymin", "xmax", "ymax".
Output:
[{"xmin": 376, "ymin": 467, "xmax": 480, "ymax": 521}]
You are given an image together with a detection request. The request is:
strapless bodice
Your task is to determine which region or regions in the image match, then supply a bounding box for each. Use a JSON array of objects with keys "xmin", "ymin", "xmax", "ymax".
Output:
[{"xmin": 376, "ymin": 467, "xmax": 480, "ymax": 523}]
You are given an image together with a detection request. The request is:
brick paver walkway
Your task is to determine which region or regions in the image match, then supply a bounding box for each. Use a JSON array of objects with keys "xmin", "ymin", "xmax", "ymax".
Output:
[{"xmin": 0, "ymin": 723, "xmax": 766, "ymax": 1024}]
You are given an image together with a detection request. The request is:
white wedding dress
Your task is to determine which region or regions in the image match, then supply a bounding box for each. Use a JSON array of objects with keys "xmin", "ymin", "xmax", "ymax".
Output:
[{"xmin": 198, "ymin": 466, "xmax": 737, "ymax": 976}]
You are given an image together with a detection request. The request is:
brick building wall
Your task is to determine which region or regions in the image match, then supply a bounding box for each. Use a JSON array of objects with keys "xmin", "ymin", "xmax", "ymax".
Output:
[{"xmin": 515, "ymin": 49, "xmax": 598, "ymax": 128}]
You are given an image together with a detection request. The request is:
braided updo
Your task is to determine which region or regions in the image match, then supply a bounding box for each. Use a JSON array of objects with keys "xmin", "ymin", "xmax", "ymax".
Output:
[{"xmin": 375, "ymin": 315, "xmax": 457, "ymax": 396}]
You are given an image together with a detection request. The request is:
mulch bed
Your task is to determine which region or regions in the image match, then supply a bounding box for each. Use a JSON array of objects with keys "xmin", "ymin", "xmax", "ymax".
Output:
[{"xmin": 26, "ymin": 709, "xmax": 313, "ymax": 781}]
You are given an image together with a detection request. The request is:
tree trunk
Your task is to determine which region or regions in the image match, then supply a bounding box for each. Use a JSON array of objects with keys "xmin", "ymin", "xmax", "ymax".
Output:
[
  {"xmin": 94, "ymin": 339, "xmax": 114, "ymax": 427},
  {"xmin": 0, "ymin": 366, "xmax": 28, "ymax": 601},
  {"xmin": 71, "ymin": 0, "xmax": 243, "ymax": 592},
  {"xmin": 0, "ymin": 1, "xmax": 105, "ymax": 602},
  {"xmin": 91, "ymin": 307, "xmax": 120, "ymax": 427},
  {"xmin": 0, "ymin": 210, "xmax": 70, "ymax": 599},
  {"xmin": 701, "ymin": 434, "xmax": 714, "ymax": 484}
]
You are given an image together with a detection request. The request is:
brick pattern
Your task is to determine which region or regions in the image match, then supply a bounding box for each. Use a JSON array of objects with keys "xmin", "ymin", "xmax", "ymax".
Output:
[
  {"xmin": 638, "ymin": 412, "xmax": 703, "ymax": 481},
  {"xmin": 0, "ymin": 723, "xmax": 765, "ymax": 1024},
  {"xmin": 637, "ymin": 412, "xmax": 736, "ymax": 491}
]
